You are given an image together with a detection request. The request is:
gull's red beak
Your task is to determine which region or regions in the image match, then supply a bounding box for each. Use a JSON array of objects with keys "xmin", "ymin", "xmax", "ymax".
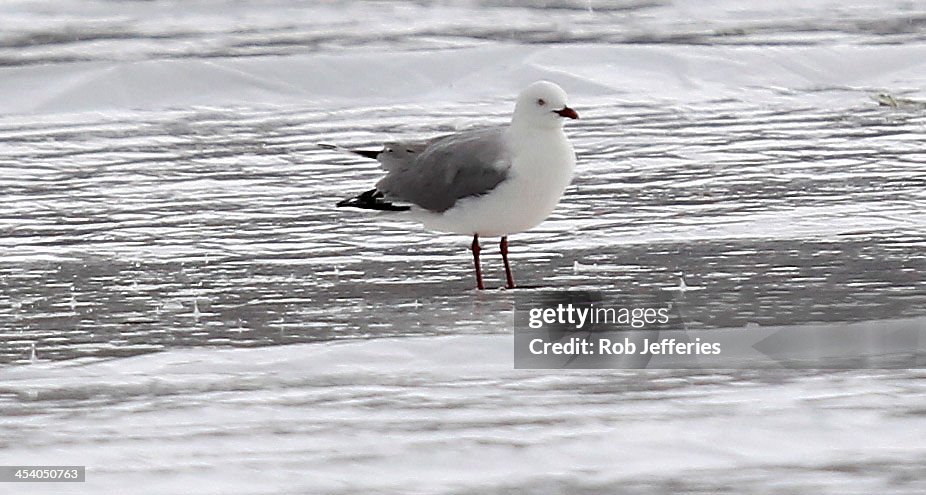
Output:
[{"xmin": 555, "ymin": 106, "xmax": 579, "ymax": 119}]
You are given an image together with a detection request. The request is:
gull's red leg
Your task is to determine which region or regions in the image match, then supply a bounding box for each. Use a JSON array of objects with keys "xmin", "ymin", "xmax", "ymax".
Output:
[
  {"xmin": 471, "ymin": 234, "xmax": 485, "ymax": 290},
  {"xmin": 500, "ymin": 236, "xmax": 516, "ymax": 289}
]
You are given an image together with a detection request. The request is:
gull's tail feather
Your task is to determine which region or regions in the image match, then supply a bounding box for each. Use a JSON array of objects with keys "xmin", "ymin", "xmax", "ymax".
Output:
[
  {"xmin": 318, "ymin": 143, "xmax": 382, "ymax": 160},
  {"xmin": 337, "ymin": 189, "xmax": 410, "ymax": 212}
]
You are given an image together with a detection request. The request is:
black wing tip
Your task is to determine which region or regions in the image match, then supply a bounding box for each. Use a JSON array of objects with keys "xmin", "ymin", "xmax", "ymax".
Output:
[
  {"xmin": 318, "ymin": 143, "xmax": 382, "ymax": 160},
  {"xmin": 337, "ymin": 189, "xmax": 410, "ymax": 212},
  {"xmin": 353, "ymin": 149, "xmax": 382, "ymax": 159}
]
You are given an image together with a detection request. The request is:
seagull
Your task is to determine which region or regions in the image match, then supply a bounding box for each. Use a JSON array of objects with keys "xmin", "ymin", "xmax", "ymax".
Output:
[{"xmin": 329, "ymin": 81, "xmax": 578, "ymax": 290}]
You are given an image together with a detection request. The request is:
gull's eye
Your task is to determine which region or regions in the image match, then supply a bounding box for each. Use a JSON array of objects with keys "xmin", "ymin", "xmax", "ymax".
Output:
[{"xmin": 537, "ymin": 98, "xmax": 546, "ymax": 106}]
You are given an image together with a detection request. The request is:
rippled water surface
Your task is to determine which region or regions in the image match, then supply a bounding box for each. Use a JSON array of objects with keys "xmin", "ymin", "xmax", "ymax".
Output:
[
  {"xmin": 1, "ymin": 1, "xmax": 925, "ymax": 493},
  {"xmin": 2, "ymin": 82, "xmax": 925, "ymax": 362}
]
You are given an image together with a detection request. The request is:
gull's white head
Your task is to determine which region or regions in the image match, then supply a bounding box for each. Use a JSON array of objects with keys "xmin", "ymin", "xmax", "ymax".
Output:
[{"xmin": 511, "ymin": 80, "xmax": 578, "ymax": 129}]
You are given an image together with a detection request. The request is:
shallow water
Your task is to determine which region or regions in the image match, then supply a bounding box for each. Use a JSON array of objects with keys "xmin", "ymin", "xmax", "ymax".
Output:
[
  {"xmin": 1, "ymin": 0, "xmax": 925, "ymax": 493},
  {"xmin": 2, "ymin": 82, "xmax": 924, "ymax": 363}
]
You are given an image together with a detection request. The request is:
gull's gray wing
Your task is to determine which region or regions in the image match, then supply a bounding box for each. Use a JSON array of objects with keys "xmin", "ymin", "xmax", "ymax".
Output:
[{"xmin": 375, "ymin": 127, "xmax": 511, "ymax": 213}]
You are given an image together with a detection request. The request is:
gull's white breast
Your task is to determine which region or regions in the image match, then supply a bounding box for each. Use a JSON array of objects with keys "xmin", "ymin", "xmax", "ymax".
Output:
[{"xmin": 417, "ymin": 128, "xmax": 575, "ymax": 236}]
